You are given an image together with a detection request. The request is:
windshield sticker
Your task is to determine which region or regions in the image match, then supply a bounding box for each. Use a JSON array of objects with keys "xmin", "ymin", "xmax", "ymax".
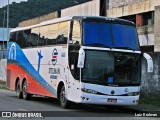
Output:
[
  {"xmin": 108, "ymin": 77, "xmax": 113, "ymax": 83},
  {"xmin": 61, "ymin": 53, "xmax": 65, "ymax": 57}
]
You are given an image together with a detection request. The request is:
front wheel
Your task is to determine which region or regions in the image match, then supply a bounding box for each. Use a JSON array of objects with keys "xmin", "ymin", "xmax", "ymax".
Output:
[
  {"xmin": 22, "ymin": 80, "xmax": 31, "ymax": 100},
  {"xmin": 58, "ymin": 85, "xmax": 71, "ymax": 109}
]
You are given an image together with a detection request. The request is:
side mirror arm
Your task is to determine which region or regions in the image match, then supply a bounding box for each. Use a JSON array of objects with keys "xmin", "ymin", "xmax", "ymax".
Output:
[
  {"xmin": 143, "ymin": 53, "xmax": 153, "ymax": 73},
  {"xmin": 77, "ymin": 48, "xmax": 85, "ymax": 68}
]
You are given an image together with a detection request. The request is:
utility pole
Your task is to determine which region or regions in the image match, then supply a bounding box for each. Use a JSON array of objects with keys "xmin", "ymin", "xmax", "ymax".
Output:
[
  {"xmin": 3, "ymin": 10, "xmax": 6, "ymax": 50},
  {"xmin": 7, "ymin": 0, "xmax": 9, "ymax": 57},
  {"xmin": 2, "ymin": 10, "xmax": 6, "ymax": 58}
]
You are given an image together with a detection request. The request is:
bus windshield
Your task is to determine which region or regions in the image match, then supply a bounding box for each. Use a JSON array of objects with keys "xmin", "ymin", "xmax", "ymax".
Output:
[
  {"xmin": 83, "ymin": 22, "xmax": 140, "ymax": 51},
  {"xmin": 82, "ymin": 50, "xmax": 141, "ymax": 86}
]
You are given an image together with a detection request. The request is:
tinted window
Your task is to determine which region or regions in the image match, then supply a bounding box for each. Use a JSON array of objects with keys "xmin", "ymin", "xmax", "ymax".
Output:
[
  {"xmin": 71, "ymin": 20, "xmax": 81, "ymax": 44},
  {"xmin": 10, "ymin": 32, "xmax": 17, "ymax": 42},
  {"xmin": 23, "ymin": 29, "xmax": 31, "ymax": 47},
  {"xmin": 17, "ymin": 31, "xmax": 24, "ymax": 47},
  {"xmin": 10, "ymin": 21, "xmax": 69, "ymax": 48},
  {"xmin": 39, "ymin": 26, "xmax": 48, "ymax": 46},
  {"xmin": 48, "ymin": 23, "xmax": 58, "ymax": 45},
  {"xmin": 83, "ymin": 22, "xmax": 140, "ymax": 50},
  {"xmin": 57, "ymin": 21, "xmax": 69, "ymax": 44},
  {"xmin": 30, "ymin": 27, "xmax": 39, "ymax": 46}
]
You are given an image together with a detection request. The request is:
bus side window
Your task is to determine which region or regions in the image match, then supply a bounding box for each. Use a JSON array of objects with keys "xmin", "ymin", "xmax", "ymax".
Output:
[
  {"xmin": 39, "ymin": 25, "xmax": 48, "ymax": 46},
  {"xmin": 10, "ymin": 32, "xmax": 16, "ymax": 42},
  {"xmin": 17, "ymin": 31, "xmax": 24, "ymax": 48},
  {"xmin": 30, "ymin": 27, "xmax": 40, "ymax": 47},
  {"xmin": 47, "ymin": 23, "xmax": 58, "ymax": 45},
  {"xmin": 71, "ymin": 20, "xmax": 81, "ymax": 44},
  {"xmin": 24, "ymin": 29, "xmax": 31, "ymax": 48},
  {"xmin": 57, "ymin": 21, "xmax": 69, "ymax": 44}
]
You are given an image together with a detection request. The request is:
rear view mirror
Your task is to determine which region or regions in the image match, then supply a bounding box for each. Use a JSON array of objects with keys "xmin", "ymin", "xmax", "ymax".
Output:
[
  {"xmin": 143, "ymin": 53, "xmax": 153, "ymax": 73},
  {"xmin": 77, "ymin": 48, "xmax": 85, "ymax": 68}
]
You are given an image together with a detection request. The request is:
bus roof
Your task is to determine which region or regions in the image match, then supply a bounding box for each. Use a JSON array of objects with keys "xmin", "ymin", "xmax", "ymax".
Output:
[
  {"xmin": 11, "ymin": 16, "xmax": 134, "ymax": 33},
  {"xmin": 11, "ymin": 16, "xmax": 72, "ymax": 32}
]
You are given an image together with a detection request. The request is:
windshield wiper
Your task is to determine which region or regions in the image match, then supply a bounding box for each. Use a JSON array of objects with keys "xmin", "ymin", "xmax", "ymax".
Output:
[
  {"xmin": 85, "ymin": 44, "xmax": 111, "ymax": 48},
  {"xmin": 112, "ymin": 47, "xmax": 134, "ymax": 50}
]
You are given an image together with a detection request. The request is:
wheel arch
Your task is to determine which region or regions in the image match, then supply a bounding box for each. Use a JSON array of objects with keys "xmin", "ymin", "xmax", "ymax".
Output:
[
  {"xmin": 15, "ymin": 77, "xmax": 20, "ymax": 91},
  {"xmin": 57, "ymin": 81, "xmax": 65, "ymax": 99}
]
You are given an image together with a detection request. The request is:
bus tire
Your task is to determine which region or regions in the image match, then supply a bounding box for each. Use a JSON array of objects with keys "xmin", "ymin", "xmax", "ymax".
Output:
[
  {"xmin": 22, "ymin": 80, "xmax": 31, "ymax": 100},
  {"xmin": 16, "ymin": 81, "xmax": 23, "ymax": 99},
  {"xmin": 58, "ymin": 85, "xmax": 71, "ymax": 109}
]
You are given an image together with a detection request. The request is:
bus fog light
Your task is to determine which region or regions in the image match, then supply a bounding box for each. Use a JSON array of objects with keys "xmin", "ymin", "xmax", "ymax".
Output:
[
  {"xmin": 81, "ymin": 96, "xmax": 85, "ymax": 100},
  {"xmin": 86, "ymin": 98, "xmax": 89, "ymax": 101}
]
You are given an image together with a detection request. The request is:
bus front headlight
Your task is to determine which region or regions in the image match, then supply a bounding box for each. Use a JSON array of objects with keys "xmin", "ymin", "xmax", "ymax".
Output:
[
  {"xmin": 127, "ymin": 92, "xmax": 140, "ymax": 96},
  {"xmin": 81, "ymin": 88, "xmax": 98, "ymax": 94}
]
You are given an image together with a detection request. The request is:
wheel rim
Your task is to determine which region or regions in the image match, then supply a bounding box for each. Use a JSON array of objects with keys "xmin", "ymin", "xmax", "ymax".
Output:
[
  {"xmin": 16, "ymin": 83, "xmax": 20, "ymax": 96},
  {"xmin": 60, "ymin": 87, "xmax": 66, "ymax": 104},
  {"xmin": 23, "ymin": 83, "xmax": 27, "ymax": 97}
]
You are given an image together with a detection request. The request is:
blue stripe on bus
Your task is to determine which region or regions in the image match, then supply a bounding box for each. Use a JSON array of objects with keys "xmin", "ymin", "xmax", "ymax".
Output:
[{"xmin": 7, "ymin": 42, "xmax": 57, "ymax": 96}]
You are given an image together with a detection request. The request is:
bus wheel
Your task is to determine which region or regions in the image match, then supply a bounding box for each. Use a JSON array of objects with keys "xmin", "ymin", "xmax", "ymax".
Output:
[
  {"xmin": 59, "ymin": 85, "xmax": 71, "ymax": 109},
  {"xmin": 22, "ymin": 80, "xmax": 31, "ymax": 100},
  {"xmin": 16, "ymin": 81, "xmax": 23, "ymax": 99}
]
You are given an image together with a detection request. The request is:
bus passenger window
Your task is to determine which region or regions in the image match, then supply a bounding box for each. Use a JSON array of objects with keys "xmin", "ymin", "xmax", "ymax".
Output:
[
  {"xmin": 57, "ymin": 21, "xmax": 69, "ymax": 44},
  {"xmin": 39, "ymin": 26, "xmax": 48, "ymax": 46},
  {"xmin": 47, "ymin": 23, "xmax": 58, "ymax": 45},
  {"xmin": 30, "ymin": 27, "xmax": 40, "ymax": 47},
  {"xmin": 17, "ymin": 31, "xmax": 24, "ymax": 48},
  {"xmin": 71, "ymin": 20, "xmax": 81, "ymax": 44},
  {"xmin": 23, "ymin": 29, "xmax": 31, "ymax": 47},
  {"xmin": 10, "ymin": 32, "xmax": 16, "ymax": 42}
]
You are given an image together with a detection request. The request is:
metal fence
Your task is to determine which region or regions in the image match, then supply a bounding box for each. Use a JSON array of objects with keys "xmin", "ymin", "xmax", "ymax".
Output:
[{"xmin": 0, "ymin": 50, "xmax": 7, "ymax": 59}]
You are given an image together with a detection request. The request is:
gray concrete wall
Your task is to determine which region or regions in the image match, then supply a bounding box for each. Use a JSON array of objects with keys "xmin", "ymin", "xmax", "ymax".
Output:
[
  {"xmin": 18, "ymin": 12, "xmax": 59, "ymax": 27},
  {"xmin": 0, "ymin": 50, "xmax": 7, "ymax": 59},
  {"xmin": 137, "ymin": 26, "xmax": 154, "ymax": 46},
  {"xmin": 107, "ymin": 0, "xmax": 160, "ymax": 18},
  {"xmin": 61, "ymin": 0, "xmax": 100, "ymax": 17},
  {"xmin": 0, "ymin": 59, "xmax": 7, "ymax": 81},
  {"xmin": 141, "ymin": 52, "xmax": 160, "ymax": 98},
  {"xmin": 154, "ymin": 6, "xmax": 160, "ymax": 52},
  {"xmin": 109, "ymin": 0, "xmax": 147, "ymax": 9}
]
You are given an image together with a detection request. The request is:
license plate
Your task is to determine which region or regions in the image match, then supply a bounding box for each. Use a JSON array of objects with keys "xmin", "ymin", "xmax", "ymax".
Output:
[{"xmin": 107, "ymin": 98, "xmax": 117, "ymax": 103}]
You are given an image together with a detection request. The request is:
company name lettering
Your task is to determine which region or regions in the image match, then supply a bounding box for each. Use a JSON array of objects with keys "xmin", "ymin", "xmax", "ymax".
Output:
[{"xmin": 49, "ymin": 68, "xmax": 60, "ymax": 74}]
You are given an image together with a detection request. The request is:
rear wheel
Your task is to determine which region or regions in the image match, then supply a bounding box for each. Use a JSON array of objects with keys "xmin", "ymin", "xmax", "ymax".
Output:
[
  {"xmin": 16, "ymin": 81, "xmax": 23, "ymax": 99},
  {"xmin": 22, "ymin": 80, "xmax": 31, "ymax": 100},
  {"xmin": 58, "ymin": 85, "xmax": 71, "ymax": 109}
]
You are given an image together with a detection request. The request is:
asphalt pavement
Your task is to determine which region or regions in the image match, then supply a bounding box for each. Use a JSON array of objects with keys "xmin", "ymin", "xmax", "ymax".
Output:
[{"xmin": 0, "ymin": 89, "xmax": 159, "ymax": 120}]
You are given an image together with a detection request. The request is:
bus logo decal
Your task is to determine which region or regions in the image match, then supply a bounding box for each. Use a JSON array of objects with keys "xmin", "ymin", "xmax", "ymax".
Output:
[
  {"xmin": 52, "ymin": 48, "xmax": 58, "ymax": 65},
  {"xmin": 9, "ymin": 43, "xmax": 16, "ymax": 60},
  {"xmin": 37, "ymin": 50, "xmax": 43, "ymax": 73}
]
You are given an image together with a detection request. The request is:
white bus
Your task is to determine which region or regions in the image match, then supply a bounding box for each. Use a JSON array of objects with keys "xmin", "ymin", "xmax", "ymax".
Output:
[{"xmin": 7, "ymin": 16, "xmax": 153, "ymax": 108}]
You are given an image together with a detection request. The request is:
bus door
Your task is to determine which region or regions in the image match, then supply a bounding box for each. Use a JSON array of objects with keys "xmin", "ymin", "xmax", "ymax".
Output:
[{"xmin": 67, "ymin": 46, "xmax": 81, "ymax": 102}]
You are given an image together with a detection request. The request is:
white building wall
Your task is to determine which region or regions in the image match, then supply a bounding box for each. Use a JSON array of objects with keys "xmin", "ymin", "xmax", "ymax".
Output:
[
  {"xmin": 61, "ymin": 0, "xmax": 100, "ymax": 17},
  {"xmin": 0, "ymin": 59, "xmax": 7, "ymax": 81},
  {"xmin": 139, "ymin": 33, "xmax": 154, "ymax": 46}
]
